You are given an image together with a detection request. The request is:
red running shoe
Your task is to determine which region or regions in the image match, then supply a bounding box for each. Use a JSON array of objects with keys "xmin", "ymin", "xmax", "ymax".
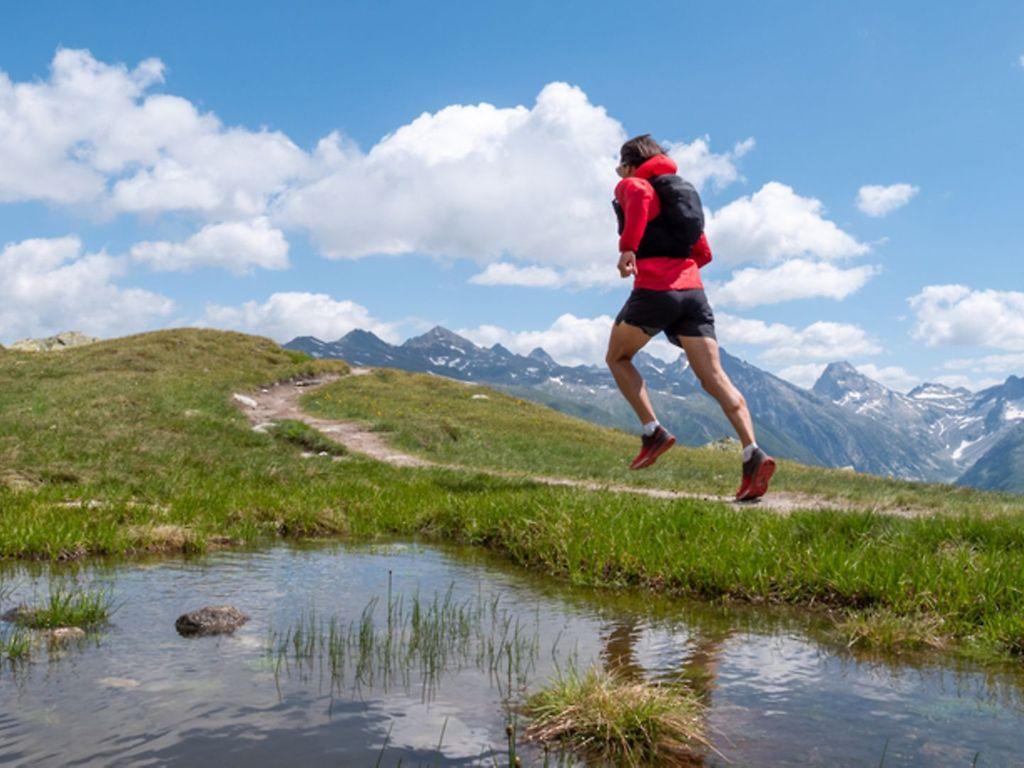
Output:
[
  {"xmin": 736, "ymin": 446, "xmax": 776, "ymax": 501},
  {"xmin": 630, "ymin": 426, "xmax": 676, "ymax": 470}
]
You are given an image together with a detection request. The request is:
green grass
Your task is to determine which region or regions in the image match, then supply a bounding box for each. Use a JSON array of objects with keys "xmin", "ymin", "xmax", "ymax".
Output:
[
  {"xmin": 523, "ymin": 665, "xmax": 706, "ymax": 766},
  {"xmin": 302, "ymin": 367, "xmax": 1024, "ymax": 516},
  {"xmin": 268, "ymin": 419, "xmax": 348, "ymax": 457},
  {"xmin": 0, "ymin": 627, "xmax": 31, "ymax": 662},
  {"xmin": 5, "ymin": 589, "xmax": 114, "ymax": 630},
  {"xmin": 4, "ymin": 329, "xmax": 1024, "ymax": 659},
  {"xmin": 265, "ymin": 585, "xmax": 540, "ymax": 699}
]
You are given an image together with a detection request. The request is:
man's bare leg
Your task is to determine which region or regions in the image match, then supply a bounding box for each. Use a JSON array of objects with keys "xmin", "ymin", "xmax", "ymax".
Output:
[
  {"xmin": 605, "ymin": 321, "xmax": 657, "ymax": 424},
  {"xmin": 676, "ymin": 335, "xmax": 756, "ymax": 447}
]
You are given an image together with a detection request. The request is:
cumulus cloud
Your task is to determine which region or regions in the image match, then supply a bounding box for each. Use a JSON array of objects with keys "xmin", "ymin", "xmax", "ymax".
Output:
[
  {"xmin": 856, "ymin": 183, "xmax": 919, "ymax": 217},
  {"xmin": 712, "ymin": 259, "xmax": 878, "ymax": 308},
  {"xmin": 0, "ymin": 235, "xmax": 174, "ymax": 342},
  {"xmin": 275, "ymin": 83, "xmax": 748, "ymax": 271},
  {"xmin": 130, "ymin": 218, "xmax": 289, "ymax": 274},
  {"xmin": 909, "ymin": 285, "xmax": 1024, "ymax": 350},
  {"xmin": 459, "ymin": 313, "xmax": 681, "ymax": 367},
  {"xmin": 0, "ymin": 49, "xmax": 309, "ymax": 216},
  {"xmin": 666, "ymin": 136, "xmax": 754, "ymax": 192},
  {"xmin": 277, "ymin": 83, "xmax": 618, "ymax": 266},
  {"xmin": 931, "ymin": 373, "xmax": 1005, "ymax": 392},
  {"xmin": 943, "ymin": 352, "xmax": 1024, "ymax": 377},
  {"xmin": 458, "ymin": 310, "xmax": 880, "ymax": 375},
  {"xmin": 716, "ymin": 312, "xmax": 881, "ymax": 363},
  {"xmin": 776, "ymin": 361, "xmax": 918, "ymax": 392},
  {"xmin": 468, "ymin": 263, "xmax": 565, "ymax": 288},
  {"xmin": 776, "ymin": 363, "xmax": 828, "ymax": 389},
  {"xmin": 200, "ymin": 292, "xmax": 398, "ymax": 343},
  {"xmin": 706, "ymin": 182, "xmax": 869, "ymax": 266},
  {"xmin": 854, "ymin": 363, "xmax": 920, "ymax": 392},
  {"xmin": 942, "ymin": 354, "xmax": 1024, "ymax": 391}
]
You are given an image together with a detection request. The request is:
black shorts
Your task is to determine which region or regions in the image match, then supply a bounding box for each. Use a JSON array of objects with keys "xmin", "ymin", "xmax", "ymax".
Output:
[{"xmin": 615, "ymin": 288, "xmax": 716, "ymax": 347}]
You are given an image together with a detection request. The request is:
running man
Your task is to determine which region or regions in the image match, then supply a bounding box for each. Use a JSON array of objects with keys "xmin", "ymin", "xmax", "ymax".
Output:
[{"xmin": 606, "ymin": 134, "xmax": 775, "ymax": 501}]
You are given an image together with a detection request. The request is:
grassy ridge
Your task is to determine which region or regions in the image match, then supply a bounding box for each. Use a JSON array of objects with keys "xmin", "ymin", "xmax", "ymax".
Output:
[
  {"xmin": 302, "ymin": 368, "xmax": 1023, "ymax": 516},
  {"xmin": 3, "ymin": 329, "xmax": 1024, "ymax": 659}
]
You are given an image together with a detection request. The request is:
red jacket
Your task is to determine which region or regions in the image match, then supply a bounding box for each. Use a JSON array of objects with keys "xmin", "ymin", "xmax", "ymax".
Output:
[{"xmin": 614, "ymin": 154, "xmax": 711, "ymax": 291}]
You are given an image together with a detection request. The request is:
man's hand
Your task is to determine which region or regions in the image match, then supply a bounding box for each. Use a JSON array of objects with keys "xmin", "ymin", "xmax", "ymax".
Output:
[{"xmin": 617, "ymin": 250, "xmax": 637, "ymax": 278}]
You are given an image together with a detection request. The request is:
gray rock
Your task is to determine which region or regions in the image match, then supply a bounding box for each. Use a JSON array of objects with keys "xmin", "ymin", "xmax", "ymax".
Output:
[
  {"xmin": 1, "ymin": 604, "xmax": 38, "ymax": 625},
  {"xmin": 9, "ymin": 330, "xmax": 99, "ymax": 352},
  {"xmin": 47, "ymin": 627, "xmax": 86, "ymax": 643},
  {"xmin": 175, "ymin": 605, "xmax": 249, "ymax": 637}
]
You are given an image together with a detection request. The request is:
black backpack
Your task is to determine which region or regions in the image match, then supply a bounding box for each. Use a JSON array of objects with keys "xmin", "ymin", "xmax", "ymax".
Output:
[{"xmin": 613, "ymin": 174, "xmax": 705, "ymax": 259}]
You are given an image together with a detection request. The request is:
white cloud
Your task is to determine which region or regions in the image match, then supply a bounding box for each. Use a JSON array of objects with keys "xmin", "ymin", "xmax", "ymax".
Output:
[
  {"xmin": 716, "ymin": 312, "xmax": 881, "ymax": 362},
  {"xmin": 275, "ymin": 83, "xmax": 749, "ymax": 273},
  {"xmin": 200, "ymin": 292, "xmax": 398, "ymax": 343},
  {"xmin": 778, "ymin": 361, "xmax": 919, "ymax": 392},
  {"xmin": 0, "ymin": 49, "xmax": 309, "ymax": 217},
  {"xmin": 130, "ymin": 218, "xmax": 289, "ymax": 274},
  {"xmin": 854, "ymin": 363, "xmax": 920, "ymax": 392},
  {"xmin": 856, "ymin": 183, "xmax": 919, "ymax": 217},
  {"xmin": 468, "ymin": 263, "xmax": 564, "ymax": 288},
  {"xmin": 776, "ymin": 363, "xmax": 828, "ymax": 389},
  {"xmin": 931, "ymin": 374, "xmax": 1004, "ymax": 392},
  {"xmin": 706, "ymin": 182, "xmax": 869, "ymax": 266},
  {"xmin": 1019, "ymin": 54, "xmax": 1024, "ymax": 68},
  {"xmin": 460, "ymin": 314, "xmax": 616, "ymax": 367},
  {"xmin": 712, "ymin": 259, "xmax": 878, "ymax": 308},
  {"xmin": 666, "ymin": 136, "xmax": 754, "ymax": 191},
  {"xmin": 943, "ymin": 352, "xmax": 1024, "ymax": 376},
  {"xmin": 276, "ymin": 83, "xmax": 619, "ymax": 267},
  {"xmin": 459, "ymin": 313, "xmax": 682, "ymax": 367},
  {"xmin": 0, "ymin": 235, "xmax": 174, "ymax": 342},
  {"xmin": 909, "ymin": 285, "xmax": 1024, "ymax": 350}
]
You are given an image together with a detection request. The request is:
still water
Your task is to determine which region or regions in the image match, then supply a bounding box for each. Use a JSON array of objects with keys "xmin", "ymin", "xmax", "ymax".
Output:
[{"xmin": 1, "ymin": 541, "xmax": 1022, "ymax": 766}]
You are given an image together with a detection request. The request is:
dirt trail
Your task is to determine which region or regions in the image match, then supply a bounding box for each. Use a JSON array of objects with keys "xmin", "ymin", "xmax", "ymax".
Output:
[{"xmin": 239, "ymin": 374, "xmax": 921, "ymax": 517}]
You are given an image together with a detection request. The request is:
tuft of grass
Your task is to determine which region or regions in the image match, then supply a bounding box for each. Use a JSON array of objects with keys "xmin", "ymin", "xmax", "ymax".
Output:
[
  {"xmin": 269, "ymin": 419, "xmax": 347, "ymax": 457},
  {"xmin": 836, "ymin": 609, "xmax": 951, "ymax": 653},
  {"xmin": 523, "ymin": 665, "xmax": 707, "ymax": 766},
  {"xmin": 0, "ymin": 627, "xmax": 31, "ymax": 662},
  {"xmin": 6, "ymin": 589, "xmax": 114, "ymax": 630},
  {"xmin": 266, "ymin": 583, "xmax": 540, "ymax": 700}
]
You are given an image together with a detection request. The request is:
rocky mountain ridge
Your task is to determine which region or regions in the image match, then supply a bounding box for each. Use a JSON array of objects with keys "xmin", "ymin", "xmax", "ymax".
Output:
[{"xmin": 286, "ymin": 326, "xmax": 1023, "ymax": 491}]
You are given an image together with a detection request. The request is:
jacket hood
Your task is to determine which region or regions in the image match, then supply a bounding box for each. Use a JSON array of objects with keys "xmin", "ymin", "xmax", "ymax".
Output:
[{"xmin": 634, "ymin": 154, "xmax": 677, "ymax": 180}]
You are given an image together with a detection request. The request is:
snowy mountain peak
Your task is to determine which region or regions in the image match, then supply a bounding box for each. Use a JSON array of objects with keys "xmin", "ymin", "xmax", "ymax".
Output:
[
  {"xmin": 908, "ymin": 382, "xmax": 966, "ymax": 400},
  {"xmin": 812, "ymin": 361, "xmax": 889, "ymax": 404},
  {"xmin": 528, "ymin": 347, "xmax": 556, "ymax": 365},
  {"xmin": 402, "ymin": 326, "xmax": 475, "ymax": 350},
  {"xmin": 490, "ymin": 343, "xmax": 515, "ymax": 357}
]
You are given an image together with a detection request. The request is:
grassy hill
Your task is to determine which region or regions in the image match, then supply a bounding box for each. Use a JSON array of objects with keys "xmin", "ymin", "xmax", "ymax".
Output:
[
  {"xmin": 3, "ymin": 328, "xmax": 1024, "ymax": 660},
  {"xmin": 302, "ymin": 367, "xmax": 1022, "ymax": 517}
]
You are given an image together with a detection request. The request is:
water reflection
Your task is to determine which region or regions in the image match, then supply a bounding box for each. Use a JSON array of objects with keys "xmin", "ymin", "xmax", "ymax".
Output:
[{"xmin": 0, "ymin": 542, "xmax": 1022, "ymax": 767}]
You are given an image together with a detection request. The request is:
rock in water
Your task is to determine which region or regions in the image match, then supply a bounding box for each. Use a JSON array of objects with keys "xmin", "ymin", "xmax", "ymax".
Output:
[
  {"xmin": 175, "ymin": 605, "xmax": 249, "ymax": 637},
  {"xmin": 1, "ymin": 604, "xmax": 39, "ymax": 625},
  {"xmin": 9, "ymin": 330, "xmax": 99, "ymax": 352},
  {"xmin": 47, "ymin": 627, "xmax": 87, "ymax": 643}
]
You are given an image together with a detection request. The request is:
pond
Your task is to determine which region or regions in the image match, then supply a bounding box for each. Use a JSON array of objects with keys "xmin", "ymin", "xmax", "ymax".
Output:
[{"xmin": 1, "ymin": 541, "xmax": 1023, "ymax": 766}]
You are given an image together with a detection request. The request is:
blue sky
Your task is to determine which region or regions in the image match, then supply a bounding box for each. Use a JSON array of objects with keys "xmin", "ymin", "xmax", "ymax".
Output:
[{"xmin": 1, "ymin": 1, "xmax": 1022, "ymax": 391}]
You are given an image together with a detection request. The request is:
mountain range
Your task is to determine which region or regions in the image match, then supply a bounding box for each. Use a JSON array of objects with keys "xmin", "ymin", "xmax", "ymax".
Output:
[{"xmin": 285, "ymin": 327, "xmax": 1024, "ymax": 493}]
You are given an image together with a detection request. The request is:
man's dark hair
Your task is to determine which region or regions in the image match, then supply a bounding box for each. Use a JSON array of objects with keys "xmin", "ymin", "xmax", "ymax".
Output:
[{"xmin": 619, "ymin": 134, "xmax": 666, "ymax": 167}]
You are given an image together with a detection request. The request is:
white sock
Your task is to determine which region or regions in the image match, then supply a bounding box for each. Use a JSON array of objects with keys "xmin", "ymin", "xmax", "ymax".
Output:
[
  {"xmin": 742, "ymin": 443, "xmax": 758, "ymax": 462},
  {"xmin": 642, "ymin": 420, "xmax": 660, "ymax": 437}
]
